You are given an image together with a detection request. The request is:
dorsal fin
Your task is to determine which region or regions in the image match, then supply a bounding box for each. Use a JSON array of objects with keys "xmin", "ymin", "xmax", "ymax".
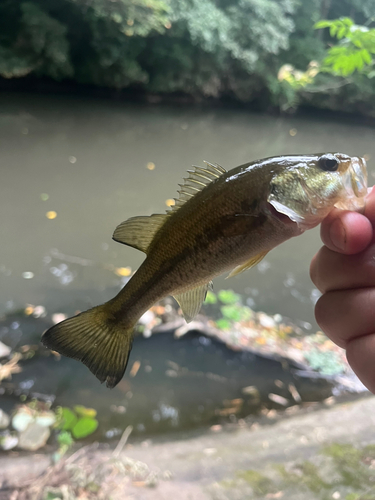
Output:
[
  {"xmin": 113, "ymin": 214, "xmax": 167, "ymax": 253},
  {"xmin": 168, "ymin": 161, "xmax": 226, "ymax": 212}
]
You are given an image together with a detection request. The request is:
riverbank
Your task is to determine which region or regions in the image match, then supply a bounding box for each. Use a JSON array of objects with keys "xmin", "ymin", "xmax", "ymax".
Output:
[{"xmin": 2, "ymin": 395, "xmax": 375, "ymax": 499}]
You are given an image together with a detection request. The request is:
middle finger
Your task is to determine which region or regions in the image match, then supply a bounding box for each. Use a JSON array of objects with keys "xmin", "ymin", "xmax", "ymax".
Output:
[{"xmin": 310, "ymin": 243, "xmax": 375, "ymax": 293}]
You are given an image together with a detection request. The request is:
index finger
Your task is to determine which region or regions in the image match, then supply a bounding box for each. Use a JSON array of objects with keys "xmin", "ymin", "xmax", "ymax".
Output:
[{"xmin": 319, "ymin": 187, "xmax": 375, "ymax": 254}]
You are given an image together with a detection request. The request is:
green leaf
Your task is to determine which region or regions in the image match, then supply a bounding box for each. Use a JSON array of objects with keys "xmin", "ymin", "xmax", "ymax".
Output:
[
  {"xmin": 362, "ymin": 49, "xmax": 372, "ymax": 65},
  {"xmin": 329, "ymin": 25, "xmax": 338, "ymax": 38},
  {"xmin": 57, "ymin": 430, "xmax": 74, "ymax": 447},
  {"xmin": 221, "ymin": 304, "xmax": 243, "ymax": 322},
  {"xmin": 60, "ymin": 408, "xmax": 78, "ymax": 431},
  {"xmin": 337, "ymin": 27, "xmax": 347, "ymax": 40},
  {"xmin": 217, "ymin": 289, "xmax": 241, "ymax": 305},
  {"xmin": 215, "ymin": 318, "xmax": 231, "ymax": 330},
  {"xmin": 314, "ymin": 20, "xmax": 333, "ymax": 30},
  {"xmin": 74, "ymin": 405, "xmax": 97, "ymax": 418},
  {"xmin": 72, "ymin": 418, "xmax": 98, "ymax": 439},
  {"xmin": 204, "ymin": 290, "xmax": 217, "ymax": 304},
  {"xmin": 342, "ymin": 17, "xmax": 354, "ymax": 27}
]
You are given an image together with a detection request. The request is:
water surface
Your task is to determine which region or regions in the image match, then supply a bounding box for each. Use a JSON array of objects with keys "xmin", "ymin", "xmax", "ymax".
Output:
[{"xmin": 1, "ymin": 92, "xmax": 374, "ymax": 329}]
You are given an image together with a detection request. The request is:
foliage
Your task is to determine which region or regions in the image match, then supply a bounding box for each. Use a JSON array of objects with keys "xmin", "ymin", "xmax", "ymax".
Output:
[
  {"xmin": 0, "ymin": 2, "xmax": 72, "ymax": 79},
  {"xmin": 204, "ymin": 290, "xmax": 217, "ymax": 305},
  {"xmin": 55, "ymin": 405, "xmax": 98, "ymax": 458},
  {"xmin": 315, "ymin": 17, "xmax": 375, "ymax": 76},
  {"xmin": 0, "ymin": 0, "xmax": 375, "ymax": 113},
  {"xmin": 56, "ymin": 405, "xmax": 98, "ymax": 439},
  {"xmin": 206, "ymin": 289, "xmax": 253, "ymax": 330},
  {"xmin": 217, "ymin": 289, "xmax": 241, "ymax": 305},
  {"xmin": 304, "ymin": 349, "xmax": 345, "ymax": 376}
]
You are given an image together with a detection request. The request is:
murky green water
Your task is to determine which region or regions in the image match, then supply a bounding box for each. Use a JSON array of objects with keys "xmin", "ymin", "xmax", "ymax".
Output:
[
  {"xmin": 1, "ymin": 92, "xmax": 374, "ymax": 328},
  {"xmin": 1, "ymin": 92, "xmax": 374, "ymax": 436}
]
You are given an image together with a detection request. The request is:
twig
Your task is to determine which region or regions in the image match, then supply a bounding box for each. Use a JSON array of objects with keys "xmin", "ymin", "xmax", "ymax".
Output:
[{"xmin": 112, "ymin": 426, "xmax": 133, "ymax": 458}]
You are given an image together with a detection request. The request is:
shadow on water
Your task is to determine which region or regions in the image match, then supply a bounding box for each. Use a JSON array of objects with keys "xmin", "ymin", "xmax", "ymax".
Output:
[{"xmin": 1, "ymin": 310, "xmax": 334, "ymax": 440}]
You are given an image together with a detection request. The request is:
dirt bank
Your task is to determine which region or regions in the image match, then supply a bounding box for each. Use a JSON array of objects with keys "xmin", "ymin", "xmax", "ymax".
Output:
[{"xmin": 1, "ymin": 395, "xmax": 375, "ymax": 499}]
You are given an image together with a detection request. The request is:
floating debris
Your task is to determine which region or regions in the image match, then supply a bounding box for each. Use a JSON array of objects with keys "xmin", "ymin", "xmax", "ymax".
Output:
[
  {"xmin": 288, "ymin": 383, "xmax": 302, "ymax": 402},
  {"xmin": 165, "ymin": 198, "xmax": 175, "ymax": 207},
  {"xmin": 268, "ymin": 393, "xmax": 289, "ymax": 406},
  {"xmin": 289, "ymin": 128, "xmax": 297, "ymax": 136},
  {"xmin": 68, "ymin": 156, "xmax": 77, "ymax": 164},
  {"xmin": 0, "ymin": 409, "xmax": 10, "ymax": 429},
  {"xmin": 40, "ymin": 193, "xmax": 49, "ymax": 201},
  {"xmin": 146, "ymin": 162, "xmax": 155, "ymax": 170},
  {"xmin": 52, "ymin": 313, "xmax": 67, "ymax": 324},
  {"xmin": 241, "ymin": 386, "xmax": 260, "ymax": 398},
  {"xmin": 33, "ymin": 305, "xmax": 47, "ymax": 318},
  {"xmin": 0, "ymin": 341, "xmax": 11, "ymax": 358},
  {"xmin": 115, "ymin": 267, "xmax": 132, "ymax": 277},
  {"xmin": 22, "ymin": 271, "xmax": 34, "ymax": 279},
  {"xmin": 46, "ymin": 211, "xmax": 57, "ymax": 219},
  {"xmin": 0, "ymin": 353, "xmax": 22, "ymax": 381},
  {"xmin": 129, "ymin": 360, "xmax": 141, "ymax": 378}
]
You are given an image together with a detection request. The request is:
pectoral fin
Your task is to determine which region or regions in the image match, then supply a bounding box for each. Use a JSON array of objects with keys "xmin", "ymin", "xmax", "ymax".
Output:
[
  {"xmin": 227, "ymin": 251, "xmax": 268, "ymax": 278},
  {"xmin": 113, "ymin": 214, "xmax": 167, "ymax": 253},
  {"xmin": 173, "ymin": 282, "xmax": 213, "ymax": 322}
]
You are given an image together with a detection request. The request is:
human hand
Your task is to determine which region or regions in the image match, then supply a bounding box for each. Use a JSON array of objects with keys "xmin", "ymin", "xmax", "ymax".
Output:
[{"xmin": 310, "ymin": 187, "xmax": 375, "ymax": 393}]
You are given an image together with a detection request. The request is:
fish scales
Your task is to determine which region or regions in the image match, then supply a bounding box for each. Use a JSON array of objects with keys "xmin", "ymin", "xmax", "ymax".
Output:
[{"xmin": 42, "ymin": 153, "xmax": 368, "ymax": 388}]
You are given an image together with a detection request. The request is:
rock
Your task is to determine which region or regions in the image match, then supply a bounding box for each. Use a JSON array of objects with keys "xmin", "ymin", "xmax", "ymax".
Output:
[
  {"xmin": 18, "ymin": 422, "xmax": 50, "ymax": 451},
  {"xmin": 0, "ymin": 409, "xmax": 10, "ymax": 429},
  {"xmin": 0, "ymin": 342, "xmax": 11, "ymax": 358},
  {"xmin": 12, "ymin": 409, "xmax": 34, "ymax": 432},
  {"xmin": 35, "ymin": 411, "xmax": 56, "ymax": 427},
  {"xmin": 0, "ymin": 431, "xmax": 18, "ymax": 450}
]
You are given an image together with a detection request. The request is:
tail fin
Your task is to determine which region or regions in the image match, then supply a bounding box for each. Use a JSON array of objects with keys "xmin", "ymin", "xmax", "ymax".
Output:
[{"xmin": 41, "ymin": 305, "xmax": 133, "ymax": 388}]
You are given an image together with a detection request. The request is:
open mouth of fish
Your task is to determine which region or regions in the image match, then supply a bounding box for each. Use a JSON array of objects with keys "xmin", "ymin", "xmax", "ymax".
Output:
[{"xmin": 334, "ymin": 156, "xmax": 368, "ymax": 211}]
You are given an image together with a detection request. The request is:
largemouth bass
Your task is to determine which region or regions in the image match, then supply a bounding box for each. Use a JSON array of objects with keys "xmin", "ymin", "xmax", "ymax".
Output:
[{"xmin": 42, "ymin": 153, "xmax": 368, "ymax": 388}]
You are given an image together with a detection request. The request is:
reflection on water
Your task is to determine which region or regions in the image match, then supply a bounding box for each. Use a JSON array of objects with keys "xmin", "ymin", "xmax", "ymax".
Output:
[{"xmin": 1, "ymin": 92, "xmax": 374, "ymax": 329}]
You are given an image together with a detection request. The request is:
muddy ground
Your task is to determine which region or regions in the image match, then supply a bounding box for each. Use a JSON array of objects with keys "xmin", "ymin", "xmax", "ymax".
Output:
[{"xmin": 1, "ymin": 395, "xmax": 375, "ymax": 499}]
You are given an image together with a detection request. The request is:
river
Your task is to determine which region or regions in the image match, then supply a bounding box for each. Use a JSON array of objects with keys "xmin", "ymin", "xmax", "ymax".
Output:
[
  {"xmin": 0, "ymin": 92, "xmax": 374, "ymax": 437},
  {"xmin": 1, "ymin": 92, "xmax": 374, "ymax": 328}
]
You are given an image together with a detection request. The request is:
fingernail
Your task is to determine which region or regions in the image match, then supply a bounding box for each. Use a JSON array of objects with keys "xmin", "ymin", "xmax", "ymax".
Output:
[{"xmin": 330, "ymin": 218, "xmax": 346, "ymax": 251}]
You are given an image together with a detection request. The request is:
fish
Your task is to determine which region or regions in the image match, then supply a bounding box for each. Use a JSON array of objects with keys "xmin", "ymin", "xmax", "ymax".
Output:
[{"xmin": 42, "ymin": 153, "xmax": 368, "ymax": 388}]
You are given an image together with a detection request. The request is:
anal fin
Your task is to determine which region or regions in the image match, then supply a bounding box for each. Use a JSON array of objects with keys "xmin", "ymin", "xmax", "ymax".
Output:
[
  {"xmin": 173, "ymin": 281, "xmax": 213, "ymax": 323},
  {"xmin": 227, "ymin": 251, "xmax": 268, "ymax": 278}
]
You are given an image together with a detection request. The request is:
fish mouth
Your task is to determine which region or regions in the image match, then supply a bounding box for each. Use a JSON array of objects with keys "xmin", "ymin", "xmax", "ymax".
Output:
[{"xmin": 334, "ymin": 156, "xmax": 368, "ymax": 211}]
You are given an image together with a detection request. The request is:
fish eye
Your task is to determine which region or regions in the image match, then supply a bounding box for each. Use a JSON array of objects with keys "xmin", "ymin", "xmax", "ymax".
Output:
[{"xmin": 319, "ymin": 154, "xmax": 339, "ymax": 172}]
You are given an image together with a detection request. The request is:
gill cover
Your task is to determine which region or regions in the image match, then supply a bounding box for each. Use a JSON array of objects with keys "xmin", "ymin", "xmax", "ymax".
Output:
[{"xmin": 267, "ymin": 154, "xmax": 368, "ymax": 228}]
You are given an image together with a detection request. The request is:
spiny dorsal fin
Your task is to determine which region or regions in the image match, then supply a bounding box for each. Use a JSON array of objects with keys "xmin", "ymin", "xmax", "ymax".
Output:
[
  {"xmin": 169, "ymin": 161, "xmax": 226, "ymax": 213},
  {"xmin": 113, "ymin": 214, "xmax": 167, "ymax": 253},
  {"xmin": 173, "ymin": 281, "xmax": 213, "ymax": 322},
  {"xmin": 227, "ymin": 251, "xmax": 268, "ymax": 278}
]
